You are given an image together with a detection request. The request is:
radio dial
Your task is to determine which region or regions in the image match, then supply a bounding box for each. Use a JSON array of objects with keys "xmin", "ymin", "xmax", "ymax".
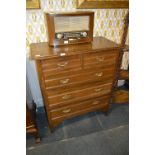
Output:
[
  {"xmin": 82, "ymin": 32, "xmax": 87, "ymax": 37},
  {"xmin": 56, "ymin": 33, "xmax": 63, "ymax": 39}
]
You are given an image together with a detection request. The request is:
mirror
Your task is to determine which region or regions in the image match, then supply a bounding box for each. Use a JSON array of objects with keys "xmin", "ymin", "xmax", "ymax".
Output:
[{"xmin": 77, "ymin": 0, "xmax": 129, "ymax": 9}]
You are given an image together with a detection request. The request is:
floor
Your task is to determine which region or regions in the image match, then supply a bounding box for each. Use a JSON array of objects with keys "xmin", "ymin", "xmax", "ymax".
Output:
[{"xmin": 26, "ymin": 103, "xmax": 129, "ymax": 155}]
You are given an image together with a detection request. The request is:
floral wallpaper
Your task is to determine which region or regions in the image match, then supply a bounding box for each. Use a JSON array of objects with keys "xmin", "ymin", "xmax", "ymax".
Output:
[{"xmin": 26, "ymin": 0, "xmax": 128, "ymax": 69}]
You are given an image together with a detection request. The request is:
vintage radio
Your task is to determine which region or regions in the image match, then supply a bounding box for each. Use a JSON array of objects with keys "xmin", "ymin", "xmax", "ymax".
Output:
[{"xmin": 44, "ymin": 11, "xmax": 94, "ymax": 46}]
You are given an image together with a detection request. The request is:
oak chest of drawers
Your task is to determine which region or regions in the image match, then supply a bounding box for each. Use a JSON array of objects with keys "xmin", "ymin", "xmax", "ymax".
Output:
[{"xmin": 30, "ymin": 37, "xmax": 121, "ymax": 129}]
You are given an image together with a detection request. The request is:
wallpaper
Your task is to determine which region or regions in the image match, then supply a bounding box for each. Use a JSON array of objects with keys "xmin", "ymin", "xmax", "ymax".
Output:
[{"xmin": 26, "ymin": 0, "xmax": 129, "ymax": 69}]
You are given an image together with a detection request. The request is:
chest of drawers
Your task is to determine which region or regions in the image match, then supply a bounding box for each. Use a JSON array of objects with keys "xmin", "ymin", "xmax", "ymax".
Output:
[{"xmin": 30, "ymin": 37, "xmax": 121, "ymax": 129}]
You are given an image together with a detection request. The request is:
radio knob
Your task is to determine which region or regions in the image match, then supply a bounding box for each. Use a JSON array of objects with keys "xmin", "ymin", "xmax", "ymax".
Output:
[
  {"xmin": 56, "ymin": 33, "xmax": 63, "ymax": 39},
  {"xmin": 82, "ymin": 32, "xmax": 87, "ymax": 37}
]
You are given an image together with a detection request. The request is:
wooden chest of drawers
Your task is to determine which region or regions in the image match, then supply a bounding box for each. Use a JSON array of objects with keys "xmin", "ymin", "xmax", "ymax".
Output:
[{"xmin": 30, "ymin": 37, "xmax": 121, "ymax": 129}]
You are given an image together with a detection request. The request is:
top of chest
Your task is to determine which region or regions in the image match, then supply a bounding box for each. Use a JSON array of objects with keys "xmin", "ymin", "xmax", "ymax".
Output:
[{"xmin": 30, "ymin": 37, "xmax": 121, "ymax": 60}]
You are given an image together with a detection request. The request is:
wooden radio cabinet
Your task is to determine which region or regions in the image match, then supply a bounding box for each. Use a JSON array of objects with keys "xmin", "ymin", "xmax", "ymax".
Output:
[
  {"xmin": 30, "ymin": 37, "xmax": 121, "ymax": 129},
  {"xmin": 44, "ymin": 11, "xmax": 94, "ymax": 46}
]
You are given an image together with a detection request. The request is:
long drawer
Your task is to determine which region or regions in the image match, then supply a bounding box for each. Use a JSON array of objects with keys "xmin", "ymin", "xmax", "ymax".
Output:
[
  {"xmin": 43, "ymin": 64, "xmax": 115, "ymax": 80},
  {"xmin": 84, "ymin": 51, "xmax": 118, "ymax": 69},
  {"xmin": 50, "ymin": 96, "xmax": 109, "ymax": 120},
  {"xmin": 46, "ymin": 79, "xmax": 113, "ymax": 97},
  {"xmin": 44, "ymin": 67, "xmax": 115, "ymax": 89},
  {"xmin": 47, "ymin": 82, "xmax": 112, "ymax": 108}
]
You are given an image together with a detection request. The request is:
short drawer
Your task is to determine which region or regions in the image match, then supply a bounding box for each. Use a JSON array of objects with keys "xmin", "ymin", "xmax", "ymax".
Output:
[
  {"xmin": 44, "ymin": 67, "xmax": 115, "ymax": 89},
  {"xmin": 50, "ymin": 96, "xmax": 109, "ymax": 119},
  {"xmin": 47, "ymin": 82, "xmax": 112, "ymax": 108},
  {"xmin": 41, "ymin": 55, "xmax": 81, "ymax": 75},
  {"xmin": 84, "ymin": 51, "xmax": 118, "ymax": 69}
]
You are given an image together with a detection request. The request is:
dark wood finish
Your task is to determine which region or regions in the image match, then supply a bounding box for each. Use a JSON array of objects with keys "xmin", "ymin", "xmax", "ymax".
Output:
[
  {"xmin": 44, "ymin": 11, "xmax": 94, "ymax": 46},
  {"xmin": 77, "ymin": 0, "xmax": 129, "ymax": 9},
  {"xmin": 26, "ymin": 102, "xmax": 40, "ymax": 143},
  {"xmin": 30, "ymin": 37, "xmax": 121, "ymax": 129}
]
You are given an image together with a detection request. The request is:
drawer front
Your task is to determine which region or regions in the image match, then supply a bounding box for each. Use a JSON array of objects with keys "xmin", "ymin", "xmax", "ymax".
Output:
[
  {"xmin": 84, "ymin": 51, "xmax": 118, "ymax": 68},
  {"xmin": 47, "ymin": 82, "xmax": 112, "ymax": 108},
  {"xmin": 46, "ymin": 79, "xmax": 113, "ymax": 97},
  {"xmin": 43, "ymin": 65, "xmax": 114, "ymax": 81},
  {"xmin": 50, "ymin": 96, "xmax": 109, "ymax": 119},
  {"xmin": 44, "ymin": 67, "xmax": 115, "ymax": 89},
  {"xmin": 41, "ymin": 55, "xmax": 81, "ymax": 75}
]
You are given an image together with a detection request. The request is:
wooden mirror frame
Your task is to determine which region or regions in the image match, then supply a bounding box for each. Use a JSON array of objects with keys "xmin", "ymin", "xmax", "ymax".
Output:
[
  {"xmin": 26, "ymin": 0, "xmax": 41, "ymax": 9},
  {"xmin": 77, "ymin": 0, "xmax": 129, "ymax": 9}
]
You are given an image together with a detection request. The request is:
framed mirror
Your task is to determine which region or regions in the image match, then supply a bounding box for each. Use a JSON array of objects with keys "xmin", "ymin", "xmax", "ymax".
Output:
[{"xmin": 77, "ymin": 0, "xmax": 129, "ymax": 9}]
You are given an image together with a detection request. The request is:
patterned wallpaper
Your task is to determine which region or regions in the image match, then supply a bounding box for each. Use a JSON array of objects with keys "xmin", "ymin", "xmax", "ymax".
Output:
[{"xmin": 26, "ymin": 0, "xmax": 128, "ymax": 69}]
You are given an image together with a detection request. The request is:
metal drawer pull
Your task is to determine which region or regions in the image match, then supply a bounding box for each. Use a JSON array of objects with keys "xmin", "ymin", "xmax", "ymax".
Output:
[
  {"xmin": 96, "ymin": 56, "xmax": 104, "ymax": 62},
  {"xmin": 62, "ymin": 94, "xmax": 72, "ymax": 100},
  {"xmin": 95, "ymin": 72, "xmax": 103, "ymax": 77},
  {"xmin": 57, "ymin": 62, "xmax": 68, "ymax": 67},
  {"xmin": 95, "ymin": 88, "xmax": 109, "ymax": 94},
  {"xmin": 92, "ymin": 100, "xmax": 100, "ymax": 105},
  {"xmin": 62, "ymin": 109, "xmax": 71, "ymax": 113},
  {"xmin": 60, "ymin": 52, "xmax": 66, "ymax": 56},
  {"xmin": 95, "ymin": 88, "xmax": 102, "ymax": 92},
  {"xmin": 60, "ymin": 79, "xmax": 70, "ymax": 84}
]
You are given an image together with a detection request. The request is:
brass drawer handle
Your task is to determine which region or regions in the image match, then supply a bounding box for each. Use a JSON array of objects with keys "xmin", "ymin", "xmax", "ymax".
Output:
[
  {"xmin": 62, "ymin": 109, "xmax": 71, "ymax": 113},
  {"xmin": 92, "ymin": 100, "xmax": 100, "ymax": 105},
  {"xmin": 95, "ymin": 88, "xmax": 109, "ymax": 94},
  {"xmin": 95, "ymin": 72, "xmax": 103, "ymax": 77},
  {"xmin": 95, "ymin": 88, "xmax": 102, "ymax": 92},
  {"xmin": 60, "ymin": 78, "xmax": 70, "ymax": 84},
  {"xmin": 57, "ymin": 62, "xmax": 68, "ymax": 67},
  {"xmin": 96, "ymin": 56, "xmax": 104, "ymax": 62},
  {"xmin": 62, "ymin": 94, "xmax": 72, "ymax": 100}
]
